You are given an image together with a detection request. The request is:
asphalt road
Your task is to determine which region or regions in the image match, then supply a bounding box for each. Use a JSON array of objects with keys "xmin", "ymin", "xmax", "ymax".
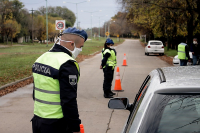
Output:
[{"xmin": 0, "ymin": 39, "xmax": 170, "ymax": 133}]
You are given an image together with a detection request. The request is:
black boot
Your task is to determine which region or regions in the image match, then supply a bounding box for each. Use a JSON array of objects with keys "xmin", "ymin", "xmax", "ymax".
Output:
[
  {"xmin": 104, "ymin": 94, "xmax": 113, "ymax": 98},
  {"xmin": 109, "ymin": 91, "xmax": 116, "ymax": 95}
]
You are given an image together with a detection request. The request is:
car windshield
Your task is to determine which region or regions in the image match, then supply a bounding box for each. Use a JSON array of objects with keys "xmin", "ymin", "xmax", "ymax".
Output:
[
  {"xmin": 138, "ymin": 94, "xmax": 200, "ymax": 133},
  {"xmin": 150, "ymin": 42, "xmax": 162, "ymax": 45}
]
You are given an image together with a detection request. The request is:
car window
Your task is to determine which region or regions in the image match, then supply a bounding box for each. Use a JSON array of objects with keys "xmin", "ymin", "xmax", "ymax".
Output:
[
  {"xmin": 125, "ymin": 90, "xmax": 150, "ymax": 133},
  {"xmin": 138, "ymin": 94, "xmax": 200, "ymax": 133},
  {"xmin": 135, "ymin": 75, "xmax": 151, "ymax": 103},
  {"xmin": 150, "ymin": 42, "xmax": 162, "ymax": 45},
  {"xmin": 124, "ymin": 75, "xmax": 151, "ymax": 133}
]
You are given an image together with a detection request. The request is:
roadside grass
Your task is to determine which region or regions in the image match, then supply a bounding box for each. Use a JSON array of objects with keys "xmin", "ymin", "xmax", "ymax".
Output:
[
  {"xmin": 164, "ymin": 47, "xmax": 177, "ymax": 57},
  {"xmin": 0, "ymin": 42, "xmax": 38, "ymax": 45},
  {"xmin": 0, "ymin": 37, "xmax": 124, "ymax": 86}
]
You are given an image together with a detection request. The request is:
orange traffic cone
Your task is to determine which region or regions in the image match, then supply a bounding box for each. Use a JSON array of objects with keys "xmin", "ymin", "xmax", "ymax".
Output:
[
  {"xmin": 113, "ymin": 67, "xmax": 124, "ymax": 92},
  {"xmin": 80, "ymin": 124, "xmax": 84, "ymax": 133},
  {"xmin": 122, "ymin": 53, "xmax": 127, "ymax": 66}
]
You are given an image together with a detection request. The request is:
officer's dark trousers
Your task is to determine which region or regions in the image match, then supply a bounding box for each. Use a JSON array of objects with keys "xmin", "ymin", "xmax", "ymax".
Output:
[
  {"xmin": 180, "ymin": 60, "xmax": 188, "ymax": 66},
  {"xmin": 32, "ymin": 115, "xmax": 73, "ymax": 133},
  {"xmin": 103, "ymin": 66, "xmax": 114, "ymax": 94}
]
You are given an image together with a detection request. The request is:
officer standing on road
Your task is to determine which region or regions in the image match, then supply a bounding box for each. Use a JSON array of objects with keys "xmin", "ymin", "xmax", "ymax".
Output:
[
  {"xmin": 31, "ymin": 27, "xmax": 87, "ymax": 133},
  {"xmin": 178, "ymin": 39, "xmax": 190, "ymax": 66},
  {"xmin": 190, "ymin": 38, "xmax": 200, "ymax": 65},
  {"xmin": 100, "ymin": 38, "xmax": 116, "ymax": 98}
]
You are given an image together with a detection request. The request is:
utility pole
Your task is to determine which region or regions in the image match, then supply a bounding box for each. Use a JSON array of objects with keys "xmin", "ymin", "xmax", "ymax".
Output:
[
  {"xmin": 29, "ymin": 8, "xmax": 35, "ymax": 44},
  {"xmin": 76, "ymin": 3, "xmax": 78, "ymax": 28},
  {"xmin": 81, "ymin": 10, "xmax": 102, "ymax": 40},
  {"xmin": 108, "ymin": 20, "xmax": 115, "ymax": 38},
  {"xmin": 63, "ymin": 1, "xmax": 90, "ymax": 29},
  {"xmin": 78, "ymin": 21, "xmax": 80, "ymax": 29},
  {"xmin": 108, "ymin": 22, "xmax": 110, "ymax": 38},
  {"xmin": 105, "ymin": 23, "xmax": 107, "ymax": 38},
  {"xmin": 95, "ymin": 16, "xmax": 104, "ymax": 41},
  {"xmin": 99, "ymin": 17, "xmax": 100, "ymax": 41},
  {"xmin": 91, "ymin": 13, "xmax": 93, "ymax": 39},
  {"xmin": 46, "ymin": 0, "xmax": 48, "ymax": 47}
]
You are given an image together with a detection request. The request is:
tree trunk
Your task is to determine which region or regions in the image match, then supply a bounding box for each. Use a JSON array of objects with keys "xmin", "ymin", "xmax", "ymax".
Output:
[
  {"xmin": 187, "ymin": 13, "xmax": 193, "ymax": 47},
  {"xmin": 6, "ymin": 36, "xmax": 8, "ymax": 45},
  {"xmin": 167, "ymin": 31, "xmax": 170, "ymax": 51},
  {"xmin": 1, "ymin": 35, "xmax": 4, "ymax": 43},
  {"xmin": 186, "ymin": 0, "xmax": 194, "ymax": 47},
  {"xmin": 172, "ymin": 17, "xmax": 177, "ymax": 49},
  {"xmin": 11, "ymin": 32, "xmax": 13, "ymax": 45}
]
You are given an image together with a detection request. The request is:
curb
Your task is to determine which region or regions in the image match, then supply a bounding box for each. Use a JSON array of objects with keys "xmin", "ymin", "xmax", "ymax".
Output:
[{"xmin": 0, "ymin": 76, "xmax": 33, "ymax": 91}]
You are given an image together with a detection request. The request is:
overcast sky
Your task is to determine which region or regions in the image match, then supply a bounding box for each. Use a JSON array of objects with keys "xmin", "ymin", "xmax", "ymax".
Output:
[{"xmin": 20, "ymin": 0, "xmax": 121, "ymax": 29}]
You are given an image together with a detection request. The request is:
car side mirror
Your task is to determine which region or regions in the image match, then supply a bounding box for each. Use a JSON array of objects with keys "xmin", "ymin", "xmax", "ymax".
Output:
[{"xmin": 108, "ymin": 98, "xmax": 132, "ymax": 111}]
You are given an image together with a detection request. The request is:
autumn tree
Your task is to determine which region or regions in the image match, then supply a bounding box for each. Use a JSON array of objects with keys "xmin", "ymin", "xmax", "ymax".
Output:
[
  {"xmin": 20, "ymin": 9, "xmax": 32, "ymax": 41},
  {"xmin": 3, "ymin": 19, "xmax": 21, "ymax": 44},
  {"xmin": 35, "ymin": 15, "xmax": 46, "ymax": 41},
  {"xmin": 0, "ymin": 0, "xmax": 13, "ymax": 42},
  {"xmin": 117, "ymin": 0, "xmax": 200, "ymax": 49},
  {"xmin": 0, "ymin": 0, "xmax": 28, "ymax": 43},
  {"xmin": 10, "ymin": 0, "xmax": 30, "ymax": 40},
  {"xmin": 35, "ymin": 6, "xmax": 76, "ymax": 27},
  {"xmin": 106, "ymin": 12, "xmax": 137, "ymax": 38},
  {"xmin": 48, "ymin": 22, "xmax": 59, "ymax": 42},
  {"xmin": 0, "ymin": 1, "xmax": 76, "ymax": 44}
]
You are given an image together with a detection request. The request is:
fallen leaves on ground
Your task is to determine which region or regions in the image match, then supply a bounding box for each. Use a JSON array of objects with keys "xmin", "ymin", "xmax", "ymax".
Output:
[{"xmin": 0, "ymin": 77, "xmax": 33, "ymax": 97}]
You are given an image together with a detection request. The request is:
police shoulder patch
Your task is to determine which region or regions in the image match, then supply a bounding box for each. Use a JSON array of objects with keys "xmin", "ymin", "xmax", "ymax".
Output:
[{"xmin": 69, "ymin": 75, "xmax": 77, "ymax": 85}]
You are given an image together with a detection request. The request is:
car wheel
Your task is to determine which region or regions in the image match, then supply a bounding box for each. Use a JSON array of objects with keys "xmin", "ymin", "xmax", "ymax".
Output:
[
  {"xmin": 145, "ymin": 52, "xmax": 146, "ymax": 55},
  {"xmin": 146, "ymin": 53, "xmax": 149, "ymax": 56}
]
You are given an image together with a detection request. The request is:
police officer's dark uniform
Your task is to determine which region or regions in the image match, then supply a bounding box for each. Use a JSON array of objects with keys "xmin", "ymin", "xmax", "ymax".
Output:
[
  {"xmin": 190, "ymin": 39, "xmax": 200, "ymax": 65},
  {"xmin": 101, "ymin": 38, "xmax": 116, "ymax": 98},
  {"xmin": 31, "ymin": 27, "xmax": 88, "ymax": 133}
]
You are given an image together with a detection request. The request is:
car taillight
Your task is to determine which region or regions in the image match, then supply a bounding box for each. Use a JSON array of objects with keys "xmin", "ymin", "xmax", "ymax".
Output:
[
  {"xmin": 162, "ymin": 46, "xmax": 164, "ymax": 48},
  {"xmin": 148, "ymin": 46, "xmax": 151, "ymax": 48}
]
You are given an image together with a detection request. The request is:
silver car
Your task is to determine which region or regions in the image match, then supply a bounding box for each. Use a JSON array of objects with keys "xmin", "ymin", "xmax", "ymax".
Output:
[
  {"xmin": 145, "ymin": 40, "xmax": 164, "ymax": 56},
  {"xmin": 108, "ymin": 66, "xmax": 200, "ymax": 133}
]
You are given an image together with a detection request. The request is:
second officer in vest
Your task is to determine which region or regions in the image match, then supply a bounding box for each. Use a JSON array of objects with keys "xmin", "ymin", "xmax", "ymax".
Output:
[
  {"xmin": 178, "ymin": 39, "xmax": 190, "ymax": 66},
  {"xmin": 100, "ymin": 38, "xmax": 117, "ymax": 98},
  {"xmin": 32, "ymin": 27, "xmax": 88, "ymax": 133}
]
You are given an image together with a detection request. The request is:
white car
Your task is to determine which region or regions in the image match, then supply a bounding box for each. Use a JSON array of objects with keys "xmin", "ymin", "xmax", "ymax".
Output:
[
  {"xmin": 173, "ymin": 52, "xmax": 193, "ymax": 65},
  {"xmin": 145, "ymin": 40, "xmax": 164, "ymax": 56},
  {"xmin": 108, "ymin": 66, "xmax": 200, "ymax": 133},
  {"xmin": 173, "ymin": 55, "xmax": 180, "ymax": 64}
]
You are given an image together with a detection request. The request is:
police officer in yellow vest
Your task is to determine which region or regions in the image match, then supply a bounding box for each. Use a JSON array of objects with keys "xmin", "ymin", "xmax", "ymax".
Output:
[
  {"xmin": 31, "ymin": 27, "xmax": 88, "ymax": 133},
  {"xmin": 178, "ymin": 39, "xmax": 190, "ymax": 66},
  {"xmin": 100, "ymin": 38, "xmax": 116, "ymax": 98}
]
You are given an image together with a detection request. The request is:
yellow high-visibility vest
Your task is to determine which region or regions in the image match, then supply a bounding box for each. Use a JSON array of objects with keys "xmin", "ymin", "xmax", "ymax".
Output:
[
  {"xmin": 178, "ymin": 43, "xmax": 188, "ymax": 60},
  {"xmin": 32, "ymin": 52, "xmax": 79, "ymax": 118}
]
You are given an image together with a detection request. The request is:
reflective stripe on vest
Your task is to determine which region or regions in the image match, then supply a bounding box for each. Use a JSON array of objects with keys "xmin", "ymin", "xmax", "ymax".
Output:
[
  {"xmin": 102, "ymin": 48, "xmax": 117, "ymax": 68},
  {"xmin": 178, "ymin": 43, "xmax": 188, "ymax": 60},
  {"xmin": 35, "ymin": 87, "xmax": 60, "ymax": 94},
  {"xmin": 35, "ymin": 98, "xmax": 60, "ymax": 105},
  {"xmin": 32, "ymin": 52, "xmax": 79, "ymax": 118}
]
